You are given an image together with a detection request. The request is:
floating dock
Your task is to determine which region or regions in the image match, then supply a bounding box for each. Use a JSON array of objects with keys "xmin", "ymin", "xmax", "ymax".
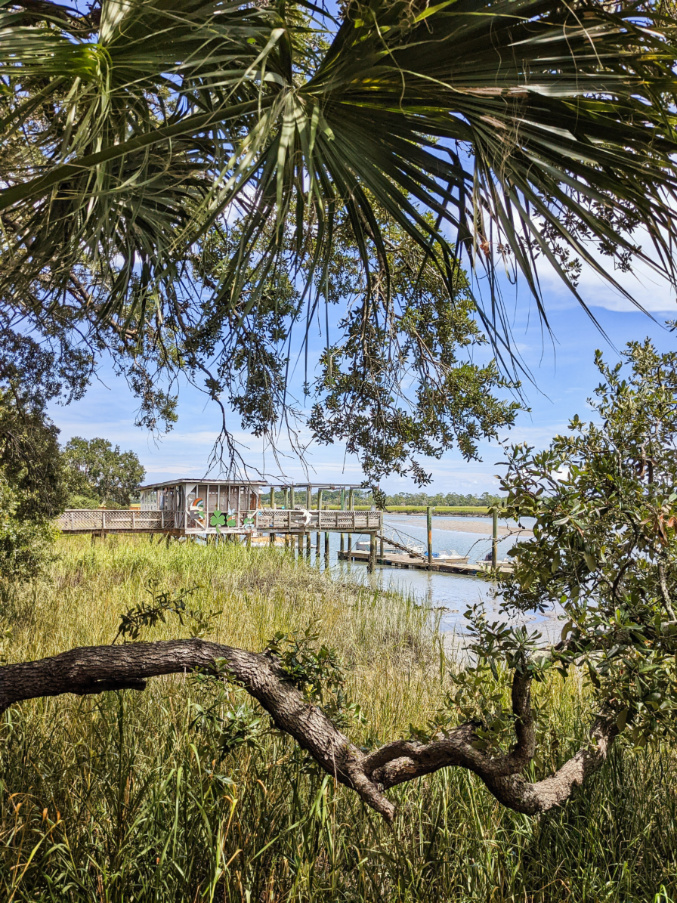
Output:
[{"xmin": 338, "ymin": 549, "xmax": 513, "ymax": 576}]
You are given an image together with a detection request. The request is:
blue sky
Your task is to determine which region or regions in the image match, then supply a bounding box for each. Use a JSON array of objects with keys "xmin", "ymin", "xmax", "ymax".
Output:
[{"xmin": 48, "ymin": 255, "xmax": 677, "ymax": 494}]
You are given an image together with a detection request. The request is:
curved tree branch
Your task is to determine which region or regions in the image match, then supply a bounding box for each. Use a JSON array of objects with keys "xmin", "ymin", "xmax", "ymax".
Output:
[
  {"xmin": 0, "ymin": 639, "xmax": 617, "ymax": 822},
  {"xmin": 0, "ymin": 639, "xmax": 398, "ymax": 820},
  {"xmin": 483, "ymin": 716, "xmax": 619, "ymax": 815}
]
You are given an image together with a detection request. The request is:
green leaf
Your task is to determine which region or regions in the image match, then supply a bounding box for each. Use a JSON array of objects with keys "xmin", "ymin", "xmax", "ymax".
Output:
[
  {"xmin": 3, "ymin": 0, "xmax": 677, "ymax": 338},
  {"xmin": 616, "ymin": 708, "xmax": 629, "ymax": 732}
]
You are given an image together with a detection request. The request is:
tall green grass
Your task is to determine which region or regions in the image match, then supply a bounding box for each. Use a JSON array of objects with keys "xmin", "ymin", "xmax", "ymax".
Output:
[{"xmin": 0, "ymin": 536, "xmax": 676, "ymax": 902}]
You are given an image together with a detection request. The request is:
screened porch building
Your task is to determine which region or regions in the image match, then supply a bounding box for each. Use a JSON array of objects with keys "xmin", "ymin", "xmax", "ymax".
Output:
[{"xmin": 57, "ymin": 478, "xmax": 382, "ymax": 537}]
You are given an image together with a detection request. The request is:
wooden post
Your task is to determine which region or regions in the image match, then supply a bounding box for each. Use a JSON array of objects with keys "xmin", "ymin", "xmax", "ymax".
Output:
[
  {"xmin": 284, "ymin": 488, "xmax": 289, "ymax": 550},
  {"xmin": 324, "ymin": 530, "xmax": 330, "ymax": 564},
  {"xmin": 269, "ymin": 486, "xmax": 276, "ymax": 546},
  {"xmin": 379, "ymin": 533, "xmax": 384, "ymax": 561},
  {"xmin": 347, "ymin": 488, "xmax": 354, "ymax": 553},
  {"xmin": 368, "ymin": 533, "xmax": 376, "ymax": 573},
  {"xmin": 305, "ymin": 486, "xmax": 312, "ymax": 558},
  {"xmin": 427, "ymin": 506, "xmax": 433, "ymax": 569},
  {"xmin": 316, "ymin": 489, "xmax": 323, "ymax": 556},
  {"xmin": 340, "ymin": 488, "xmax": 345, "ymax": 555},
  {"xmin": 290, "ymin": 484, "xmax": 295, "ymax": 510},
  {"xmin": 492, "ymin": 506, "xmax": 498, "ymax": 569}
]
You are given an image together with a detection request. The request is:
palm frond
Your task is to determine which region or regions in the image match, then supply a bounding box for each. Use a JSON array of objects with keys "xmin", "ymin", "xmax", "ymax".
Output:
[{"xmin": 1, "ymin": 0, "xmax": 677, "ymax": 339}]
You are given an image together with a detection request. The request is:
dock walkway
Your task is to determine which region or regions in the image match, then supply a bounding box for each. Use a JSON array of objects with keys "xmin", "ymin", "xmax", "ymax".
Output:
[
  {"xmin": 338, "ymin": 549, "xmax": 513, "ymax": 576},
  {"xmin": 57, "ymin": 507, "xmax": 382, "ymax": 536}
]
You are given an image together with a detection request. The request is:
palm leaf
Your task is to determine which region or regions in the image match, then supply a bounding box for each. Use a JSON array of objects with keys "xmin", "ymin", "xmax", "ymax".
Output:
[{"xmin": 1, "ymin": 0, "xmax": 676, "ymax": 341}]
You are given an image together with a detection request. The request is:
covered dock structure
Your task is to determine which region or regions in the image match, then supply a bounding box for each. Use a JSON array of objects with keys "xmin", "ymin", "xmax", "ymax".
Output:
[{"xmin": 57, "ymin": 479, "xmax": 382, "ymax": 560}]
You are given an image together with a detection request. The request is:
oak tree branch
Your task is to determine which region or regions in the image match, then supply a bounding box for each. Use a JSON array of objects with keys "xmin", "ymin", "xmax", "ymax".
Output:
[{"xmin": 0, "ymin": 639, "xmax": 617, "ymax": 821}]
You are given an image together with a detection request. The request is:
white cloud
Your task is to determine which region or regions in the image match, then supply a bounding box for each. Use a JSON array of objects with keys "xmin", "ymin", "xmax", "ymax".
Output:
[{"xmin": 538, "ymin": 229, "xmax": 677, "ymax": 314}]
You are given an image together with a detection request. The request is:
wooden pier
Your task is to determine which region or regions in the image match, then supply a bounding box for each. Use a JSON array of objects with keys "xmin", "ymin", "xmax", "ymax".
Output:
[
  {"xmin": 58, "ymin": 509, "xmax": 181, "ymax": 535},
  {"xmin": 57, "ymin": 506, "xmax": 381, "ymax": 536},
  {"xmin": 56, "ymin": 483, "xmax": 511, "ymax": 578},
  {"xmin": 338, "ymin": 549, "xmax": 513, "ymax": 576},
  {"xmin": 56, "ymin": 480, "xmax": 382, "ymax": 572}
]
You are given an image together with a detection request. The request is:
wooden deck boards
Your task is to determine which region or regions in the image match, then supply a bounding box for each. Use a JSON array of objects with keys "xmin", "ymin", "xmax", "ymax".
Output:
[
  {"xmin": 338, "ymin": 549, "xmax": 513, "ymax": 576},
  {"xmin": 57, "ymin": 508, "xmax": 382, "ymax": 536}
]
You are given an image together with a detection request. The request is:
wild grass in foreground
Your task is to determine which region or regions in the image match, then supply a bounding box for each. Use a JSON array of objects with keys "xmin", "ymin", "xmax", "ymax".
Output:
[{"xmin": 0, "ymin": 536, "xmax": 676, "ymax": 902}]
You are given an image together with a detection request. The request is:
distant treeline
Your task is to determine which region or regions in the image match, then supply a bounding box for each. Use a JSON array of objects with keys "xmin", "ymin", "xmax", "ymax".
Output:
[
  {"xmin": 381, "ymin": 491, "xmax": 504, "ymax": 508},
  {"xmin": 267, "ymin": 489, "xmax": 503, "ymax": 508}
]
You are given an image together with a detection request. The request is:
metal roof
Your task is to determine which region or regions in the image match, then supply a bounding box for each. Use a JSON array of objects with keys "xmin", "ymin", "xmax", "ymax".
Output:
[
  {"xmin": 139, "ymin": 478, "xmax": 268, "ymax": 491},
  {"xmin": 139, "ymin": 479, "xmax": 364, "ymax": 491}
]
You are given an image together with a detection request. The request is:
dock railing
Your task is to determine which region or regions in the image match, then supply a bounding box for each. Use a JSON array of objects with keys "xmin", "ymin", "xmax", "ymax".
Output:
[
  {"xmin": 58, "ymin": 507, "xmax": 382, "ymax": 534},
  {"xmin": 254, "ymin": 508, "xmax": 381, "ymax": 532},
  {"xmin": 58, "ymin": 509, "xmax": 177, "ymax": 532}
]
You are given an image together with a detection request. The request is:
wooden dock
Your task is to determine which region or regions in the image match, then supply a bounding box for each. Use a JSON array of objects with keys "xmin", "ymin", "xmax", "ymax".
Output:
[
  {"xmin": 57, "ymin": 506, "xmax": 381, "ymax": 538},
  {"xmin": 338, "ymin": 549, "xmax": 513, "ymax": 576}
]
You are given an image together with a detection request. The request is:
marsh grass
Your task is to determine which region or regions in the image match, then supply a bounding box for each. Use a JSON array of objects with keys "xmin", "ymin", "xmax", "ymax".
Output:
[{"xmin": 0, "ymin": 536, "xmax": 676, "ymax": 902}]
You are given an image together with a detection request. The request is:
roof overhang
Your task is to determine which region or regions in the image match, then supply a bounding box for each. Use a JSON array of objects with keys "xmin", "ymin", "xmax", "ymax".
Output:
[{"xmin": 139, "ymin": 479, "xmax": 268, "ymax": 491}]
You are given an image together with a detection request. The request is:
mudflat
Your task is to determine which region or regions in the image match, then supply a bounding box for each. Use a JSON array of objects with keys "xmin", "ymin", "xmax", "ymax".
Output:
[{"xmin": 390, "ymin": 515, "xmax": 533, "ymax": 537}]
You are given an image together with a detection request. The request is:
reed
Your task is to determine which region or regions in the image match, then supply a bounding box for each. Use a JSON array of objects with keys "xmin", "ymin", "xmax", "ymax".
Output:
[{"xmin": 0, "ymin": 536, "xmax": 675, "ymax": 902}]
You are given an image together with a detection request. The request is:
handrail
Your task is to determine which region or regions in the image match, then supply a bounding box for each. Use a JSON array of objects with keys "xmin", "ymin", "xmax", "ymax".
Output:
[{"xmin": 57, "ymin": 507, "xmax": 383, "ymax": 534}]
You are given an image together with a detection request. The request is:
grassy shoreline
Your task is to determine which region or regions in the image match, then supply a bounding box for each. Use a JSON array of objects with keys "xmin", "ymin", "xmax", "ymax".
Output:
[{"xmin": 0, "ymin": 536, "xmax": 676, "ymax": 902}]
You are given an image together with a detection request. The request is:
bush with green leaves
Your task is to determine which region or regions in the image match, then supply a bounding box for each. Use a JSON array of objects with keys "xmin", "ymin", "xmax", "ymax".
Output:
[
  {"xmin": 63, "ymin": 436, "xmax": 145, "ymax": 507},
  {"xmin": 0, "ymin": 384, "xmax": 66, "ymax": 584},
  {"xmin": 0, "ymin": 478, "xmax": 56, "ymax": 583},
  {"xmin": 493, "ymin": 336, "xmax": 677, "ymax": 752}
]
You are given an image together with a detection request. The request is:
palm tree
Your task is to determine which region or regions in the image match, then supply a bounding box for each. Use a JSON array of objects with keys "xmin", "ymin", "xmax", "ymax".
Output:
[{"xmin": 1, "ymin": 0, "xmax": 677, "ymax": 335}]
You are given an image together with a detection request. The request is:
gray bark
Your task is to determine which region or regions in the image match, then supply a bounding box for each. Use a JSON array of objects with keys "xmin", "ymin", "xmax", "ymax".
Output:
[{"xmin": 0, "ymin": 639, "xmax": 617, "ymax": 822}]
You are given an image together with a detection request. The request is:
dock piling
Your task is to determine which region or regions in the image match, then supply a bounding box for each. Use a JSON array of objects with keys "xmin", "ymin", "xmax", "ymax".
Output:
[
  {"xmin": 347, "ymin": 489, "xmax": 354, "ymax": 552},
  {"xmin": 368, "ymin": 533, "xmax": 376, "ymax": 573},
  {"xmin": 340, "ymin": 487, "xmax": 345, "ymax": 555},
  {"xmin": 427, "ymin": 506, "xmax": 433, "ymax": 569}
]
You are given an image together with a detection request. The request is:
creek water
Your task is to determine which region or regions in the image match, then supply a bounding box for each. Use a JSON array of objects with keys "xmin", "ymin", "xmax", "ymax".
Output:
[{"xmin": 316, "ymin": 514, "xmax": 561, "ymax": 642}]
